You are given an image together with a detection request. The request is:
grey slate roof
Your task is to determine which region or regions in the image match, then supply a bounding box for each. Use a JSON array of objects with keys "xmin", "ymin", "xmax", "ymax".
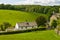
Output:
[{"xmin": 16, "ymin": 22, "xmax": 37, "ymax": 27}]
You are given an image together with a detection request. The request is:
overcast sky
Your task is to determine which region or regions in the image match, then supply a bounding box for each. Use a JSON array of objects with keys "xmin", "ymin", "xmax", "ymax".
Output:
[{"xmin": 0, "ymin": 0, "xmax": 60, "ymax": 6}]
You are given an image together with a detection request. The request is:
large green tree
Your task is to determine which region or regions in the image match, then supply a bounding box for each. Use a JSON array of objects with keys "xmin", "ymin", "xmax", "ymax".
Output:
[{"xmin": 36, "ymin": 16, "xmax": 47, "ymax": 27}]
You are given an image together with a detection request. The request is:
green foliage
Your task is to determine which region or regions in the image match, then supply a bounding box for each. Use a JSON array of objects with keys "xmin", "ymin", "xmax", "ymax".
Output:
[
  {"xmin": 3, "ymin": 22, "xmax": 11, "ymax": 29},
  {"xmin": 51, "ymin": 20, "xmax": 57, "ymax": 28},
  {"xmin": 0, "ymin": 4, "xmax": 5, "ymax": 9},
  {"xmin": 0, "ymin": 22, "xmax": 11, "ymax": 31},
  {"xmin": 0, "ymin": 25, "xmax": 5, "ymax": 31},
  {"xmin": 57, "ymin": 19, "xmax": 60, "ymax": 26},
  {"xmin": 36, "ymin": 16, "xmax": 47, "ymax": 27},
  {"xmin": 0, "ymin": 4, "xmax": 59, "ymax": 14}
]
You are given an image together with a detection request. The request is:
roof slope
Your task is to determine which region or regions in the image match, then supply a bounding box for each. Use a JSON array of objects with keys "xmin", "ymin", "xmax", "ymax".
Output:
[{"xmin": 17, "ymin": 22, "xmax": 37, "ymax": 27}]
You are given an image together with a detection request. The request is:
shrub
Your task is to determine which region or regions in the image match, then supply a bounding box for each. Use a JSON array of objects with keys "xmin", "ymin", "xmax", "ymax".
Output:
[
  {"xmin": 0, "ymin": 25, "xmax": 5, "ymax": 31},
  {"xmin": 36, "ymin": 16, "xmax": 47, "ymax": 27},
  {"xmin": 51, "ymin": 20, "xmax": 57, "ymax": 28},
  {"xmin": 0, "ymin": 22, "xmax": 11, "ymax": 31}
]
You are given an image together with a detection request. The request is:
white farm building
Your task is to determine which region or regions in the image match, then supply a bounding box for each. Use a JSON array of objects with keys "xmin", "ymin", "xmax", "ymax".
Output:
[{"xmin": 15, "ymin": 22, "xmax": 37, "ymax": 30}]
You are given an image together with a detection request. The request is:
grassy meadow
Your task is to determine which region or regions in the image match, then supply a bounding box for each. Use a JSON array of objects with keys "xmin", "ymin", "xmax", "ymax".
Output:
[
  {"xmin": 0, "ymin": 30, "xmax": 59, "ymax": 40},
  {"xmin": 0, "ymin": 9, "xmax": 47, "ymax": 26},
  {"xmin": 0, "ymin": 9, "xmax": 58, "ymax": 40}
]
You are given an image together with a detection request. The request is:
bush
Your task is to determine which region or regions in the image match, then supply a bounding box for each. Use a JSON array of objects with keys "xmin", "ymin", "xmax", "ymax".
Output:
[
  {"xmin": 51, "ymin": 20, "xmax": 57, "ymax": 28},
  {"xmin": 36, "ymin": 16, "xmax": 47, "ymax": 27},
  {"xmin": 0, "ymin": 25, "xmax": 5, "ymax": 31},
  {"xmin": 0, "ymin": 22, "xmax": 11, "ymax": 31}
]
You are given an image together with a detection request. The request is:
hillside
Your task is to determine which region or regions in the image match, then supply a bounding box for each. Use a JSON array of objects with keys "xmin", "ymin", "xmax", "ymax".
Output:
[
  {"xmin": 0, "ymin": 30, "xmax": 60, "ymax": 40},
  {"xmin": 0, "ymin": 10, "xmax": 47, "ymax": 26}
]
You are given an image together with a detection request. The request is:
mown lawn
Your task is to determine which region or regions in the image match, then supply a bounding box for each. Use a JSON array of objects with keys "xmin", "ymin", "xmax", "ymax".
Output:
[
  {"xmin": 0, "ymin": 9, "xmax": 47, "ymax": 26},
  {"xmin": 0, "ymin": 30, "xmax": 60, "ymax": 40}
]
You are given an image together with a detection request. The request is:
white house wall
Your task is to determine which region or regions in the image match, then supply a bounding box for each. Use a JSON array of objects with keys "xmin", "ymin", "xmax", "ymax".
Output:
[
  {"xmin": 19, "ymin": 27, "xmax": 26, "ymax": 30},
  {"xmin": 15, "ymin": 23, "xmax": 37, "ymax": 30},
  {"xmin": 34, "ymin": 26, "xmax": 37, "ymax": 28},
  {"xmin": 19, "ymin": 27, "xmax": 32, "ymax": 30},
  {"xmin": 27, "ymin": 27, "xmax": 32, "ymax": 29},
  {"xmin": 15, "ymin": 23, "xmax": 19, "ymax": 30}
]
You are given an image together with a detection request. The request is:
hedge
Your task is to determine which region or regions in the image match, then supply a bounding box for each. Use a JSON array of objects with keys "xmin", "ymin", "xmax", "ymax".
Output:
[{"xmin": 0, "ymin": 28, "xmax": 46, "ymax": 35}]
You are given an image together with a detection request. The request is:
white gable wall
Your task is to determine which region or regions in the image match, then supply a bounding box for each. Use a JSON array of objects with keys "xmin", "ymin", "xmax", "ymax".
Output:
[{"xmin": 15, "ymin": 23, "xmax": 19, "ymax": 30}]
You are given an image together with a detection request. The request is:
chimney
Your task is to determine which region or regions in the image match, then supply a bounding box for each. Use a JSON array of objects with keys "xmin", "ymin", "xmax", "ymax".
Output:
[{"xmin": 26, "ymin": 22, "xmax": 29, "ymax": 25}]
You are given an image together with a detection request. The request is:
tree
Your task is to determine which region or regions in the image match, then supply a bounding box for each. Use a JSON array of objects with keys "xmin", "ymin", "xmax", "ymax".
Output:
[
  {"xmin": 0, "ymin": 25, "xmax": 5, "ymax": 31},
  {"xmin": 3, "ymin": 22, "xmax": 11, "ymax": 29},
  {"xmin": 0, "ymin": 4, "xmax": 5, "ymax": 9},
  {"xmin": 51, "ymin": 20, "xmax": 57, "ymax": 28},
  {"xmin": 0, "ymin": 22, "xmax": 11, "ymax": 31},
  {"xmin": 4, "ymin": 4, "xmax": 11, "ymax": 9},
  {"xmin": 8, "ymin": 6, "xmax": 15, "ymax": 10},
  {"xmin": 36, "ymin": 16, "xmax": 47, "ymax": 27}
]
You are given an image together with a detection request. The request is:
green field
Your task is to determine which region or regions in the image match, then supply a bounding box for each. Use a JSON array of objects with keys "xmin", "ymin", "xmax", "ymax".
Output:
[
  {"xmin": 0, "ymin": 9, "xmax": 47, "ymax": 26},
  {"xmin": 0, "ymin": 30, "xmax": 59, "ymax": 40}
]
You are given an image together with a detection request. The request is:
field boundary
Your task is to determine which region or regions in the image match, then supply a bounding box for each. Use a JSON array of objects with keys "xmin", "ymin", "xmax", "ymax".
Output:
[{"xmin": 0, "ymin": 28, "xmax": 46, "ymax": 35}]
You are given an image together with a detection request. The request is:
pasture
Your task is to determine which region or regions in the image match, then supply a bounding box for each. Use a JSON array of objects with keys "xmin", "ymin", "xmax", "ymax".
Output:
[
  {"xmin": 0, "ymin": 30, "xmax": 60, "ymax": 40},
  {"xmin": 0, "ymin": 10, "xmax": 47, "ymax": 26}
]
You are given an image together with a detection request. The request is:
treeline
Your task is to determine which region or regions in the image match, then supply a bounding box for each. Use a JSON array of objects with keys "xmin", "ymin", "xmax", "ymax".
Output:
[{"xmin": 0, "ymin": 4, "xmax": 59, "ymax": 14}]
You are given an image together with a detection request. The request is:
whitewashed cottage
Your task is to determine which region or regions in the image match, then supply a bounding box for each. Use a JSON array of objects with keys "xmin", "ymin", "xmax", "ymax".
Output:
[{"xmin": 15, "ymin": 22, "xmax": 37, "ymax": 30}]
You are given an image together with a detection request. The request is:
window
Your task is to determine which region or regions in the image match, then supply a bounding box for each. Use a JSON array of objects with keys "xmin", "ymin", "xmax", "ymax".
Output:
[
  {"xmin": 21, "ymin": 27, "xmax": 23, "ymax": 29},
  {"xmin": 25, "ymin": 27, "xmax": 27, "ymax": 29}
]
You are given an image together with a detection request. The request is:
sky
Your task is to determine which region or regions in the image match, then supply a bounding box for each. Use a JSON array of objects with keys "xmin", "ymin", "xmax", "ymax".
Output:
[{"xmin": 0, "ymin": 0, "xmax": 60, "ymax": 6}]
